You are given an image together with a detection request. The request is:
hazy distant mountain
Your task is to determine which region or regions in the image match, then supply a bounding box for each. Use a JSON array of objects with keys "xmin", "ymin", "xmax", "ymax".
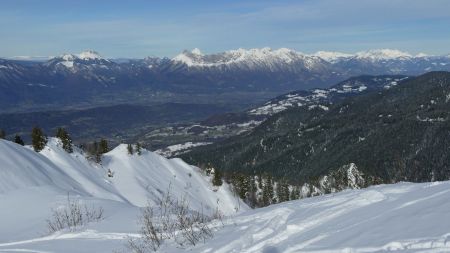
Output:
[
  {"xmin": 171, "ymin": 48, "xmax": 450, "ymax": 75},
  {"xmin": 1, "ymin": 48, "xmax": 449, "ymax": 112}
]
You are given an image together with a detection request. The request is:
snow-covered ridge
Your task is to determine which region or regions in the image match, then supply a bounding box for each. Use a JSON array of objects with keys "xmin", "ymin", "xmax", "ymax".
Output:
[
  {"xmin": 78, "ymin": 50, "xmax": 103, "ymax": 60},
  {"xmin": 172, "ymin": 48, "xmax": 440, "ymax": 66},
  {"xmin": 155, "ymin": 141, "xmax": 212, "ymax": 157},
  {"xmin": 0, "ymin": 138, "xmax": 244, "ymax": 214},
  {"xmin": 313, "ymin": 51, "xmax": 354, "ymax": 63},
  {"xmin": 55, "ymin": 50, "xmax": 104, "ymax": 61},
  {"xmin": 172, "ymin": 47, "xmax": 319, "ymax": 67},
  {"xmin": 249, "ymin": 76, "xmax": 407, "ymax": 116},
  {"xmin": 355, "ymin": 49, "xmax": 412, "ymax": 60},
  {"xmin": 47, "ymin": 50, "xmax": 111, "ymax": 70},
  {"xmin": 53, "ymin": 50, "xmax": 104, "ymax": 61}
]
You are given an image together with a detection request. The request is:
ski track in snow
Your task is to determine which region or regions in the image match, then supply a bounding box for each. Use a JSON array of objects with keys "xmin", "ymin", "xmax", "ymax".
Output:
[
  {"xmin": 1, "ymin": 183, "xmax": 450, "ymax": 253},
  {"xmin": 190, "ymin": 183, "xmax": 450, "ymax": 253}
]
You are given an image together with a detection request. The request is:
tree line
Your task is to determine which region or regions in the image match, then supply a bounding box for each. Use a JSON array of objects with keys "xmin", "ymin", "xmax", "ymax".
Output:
[
  {"xmin": 0, "ymin": 127, "xmax": 142, "ymax": 163},
  {"xmin": 2, "ymin": 127, "xmax": 300, "ymax": 208},
  {"xmin": 204, "ymin": 164, "xmax": 301, "ymax": 208}
]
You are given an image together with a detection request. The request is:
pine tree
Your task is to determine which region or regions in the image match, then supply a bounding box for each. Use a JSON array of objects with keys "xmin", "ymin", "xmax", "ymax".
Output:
[
  {"xmin": 89, "ymin": 139, "xmax": 109, "ymax": 163},
  {"xmin": 99, "ymin": 139, "xmax": 109, "ymax": 154},
  {"xmin": 212, "ymin": 167, "xmax": 223, "ymax": 186},
  {"xmin": 257, "ymin": 174, "xmax": 263, "ymax": 189},
  {"xmin": 83, "ymin": 141, "xmax": 100, "ymax": 162},
  {"xmin": 14, "ymin": 134, "xmax": 25, "ymax": 146},
  {"xmin": 247, "ymin": 175, "xmax": 258, "ymax": 208},
  {"xmin": 262, "ymin": 175, "xmax": 274, "ymax": 206},
  {"xmin": 92, "ymin": 141, "xmax": 102, "ymax": 163},
  {"xmin": 238, "ymin": 174, "xmax": 249, "ymax": 200},
  {"xmin": 290, "ymin": 185, "xmax": 300, "ymax": 200},
  {"xmin": 277, "ymin": 180, "xmax": 290, "ymax": 203},
  {"xmin": 0, "ymin": 129, "xmax": 5, "ymax": 139},
  {"xmin": 267, "ymin": 176, "xmax": 274, "ymax": 203},
  {"xmin": 127, "ymin": 143, "xmax": 134, "ymax": 155},
  {"xmin": 262, "ymin": 180, "xmax": 270, "ymax": 206},
  {"xmin": 289, "ymin": 187, "xmax": 295, "ymax": 201},
  {"xmin": 136, "ymin": 142, "xmax": 142, "ymax": 155},
  {"xmin": 56, "ymin": 127, "xmax": 73, "ymax": 153},
  {"xmin": 275, "ymin": 182, "xmax": 281, "ymax": 203},
  {"xmin": 31, "ymin": 127, "xmax": 47, "ymax": 152}
]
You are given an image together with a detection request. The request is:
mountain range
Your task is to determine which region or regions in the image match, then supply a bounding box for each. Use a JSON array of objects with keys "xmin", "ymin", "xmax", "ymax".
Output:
[{"xmin": 1, "ymin": 48, "xmax": 450, "ymax": 112}]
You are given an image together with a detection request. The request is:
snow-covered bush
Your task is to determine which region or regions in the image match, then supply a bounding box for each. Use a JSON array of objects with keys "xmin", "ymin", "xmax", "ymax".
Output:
[
  {"xmin": 46, "ymin": 195, "xmax": 104, "ymax": 233},
  {"xmin": 128, "ymin": 189, "xmax": 217, "ymax": 252}
]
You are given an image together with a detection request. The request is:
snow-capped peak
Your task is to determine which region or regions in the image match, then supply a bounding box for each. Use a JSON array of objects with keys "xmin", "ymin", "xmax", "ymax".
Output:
[
  {"xmin": 53, "ymin": 50, "xmax": 104, "ymax": 61},
  {"xmin": 415, "ymin": 53, "xmax": 429, "ymax": 58},
  {"xmin": 48, "ymin": 50, "xmax": 109, "ymax": 69},
  {"xmin": 313, "ymin": 51, "xmax": 354, "ymax": 63},
  {"xmin": 356, "ymin": 49, "xmax": 412, "ymax": 60},
  {"xmin": 77, "ymin": 50, "xmax": 103, "ymax": 60},
  {"xmin": 60, "ymin": 53, "xmax": 77, "ymax": 61},
  {"xmin": 191, "ymin": 48, "xmax": 203, "ymax": 56}
]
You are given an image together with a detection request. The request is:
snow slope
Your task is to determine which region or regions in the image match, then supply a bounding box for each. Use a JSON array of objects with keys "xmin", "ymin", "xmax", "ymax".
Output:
[
  {"xmin": 102, "ymin": 144, "xmax": 241, "ymax": 213},
  {"xmin": 0, "ymin": 138, "xmax": 243, "ymax": 243},
  {"xmin": 1, "ymin": 138, "xmax": 450, "ymax": 252},
  {"xmin": 1, "ymin": 177, "xmax": 450, "ymax": 252},
  {"xmin": 180, "ymin": 181, "xmax": 450, "ymax": 252},
  {"xmin": 0, "ymin": 139, "xmax": 97, "ymax": 196}
]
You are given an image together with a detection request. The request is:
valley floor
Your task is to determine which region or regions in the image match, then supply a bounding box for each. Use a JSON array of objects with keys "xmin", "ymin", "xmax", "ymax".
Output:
[{"xmin": 1, "ymin": 181, "xmax": 450, "ymax": 252}]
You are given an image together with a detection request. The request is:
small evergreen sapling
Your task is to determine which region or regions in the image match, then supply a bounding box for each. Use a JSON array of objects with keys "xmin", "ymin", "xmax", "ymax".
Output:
[
  {"xmin": 0, "ymin": 129, "xmax": 5, "ymax": 139},
  {"xmin": 212, "ymin": 167, "xmax": 223, "ymax": 186},
  {"xmin": 14, "ymin": 134, "xmax": 25, "ymax": 146}
]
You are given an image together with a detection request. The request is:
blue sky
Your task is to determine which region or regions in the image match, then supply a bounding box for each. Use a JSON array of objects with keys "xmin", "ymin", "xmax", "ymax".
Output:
[{"xmin": 1, "ymin": 0, "xmax": 449, "ymax": 58}]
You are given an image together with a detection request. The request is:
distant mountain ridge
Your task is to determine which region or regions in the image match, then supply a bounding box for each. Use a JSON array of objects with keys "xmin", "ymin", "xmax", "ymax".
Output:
[
  {"xmin": 172, "ymin": 48, "xmax": 433, "ymax": 67},
  {"xmin": 1, "ymin": 48, "xmax": 449, "ymax": 112}
]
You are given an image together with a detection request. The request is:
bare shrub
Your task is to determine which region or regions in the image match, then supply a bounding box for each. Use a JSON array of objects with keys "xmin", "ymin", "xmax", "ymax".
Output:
[
  {"xmin": 128, "ymin": 188, "xmax": 218, "ymax": 252},
  {"xmin": 46, "ymin": 194, "xmax": 104, "ymax": 233}
]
